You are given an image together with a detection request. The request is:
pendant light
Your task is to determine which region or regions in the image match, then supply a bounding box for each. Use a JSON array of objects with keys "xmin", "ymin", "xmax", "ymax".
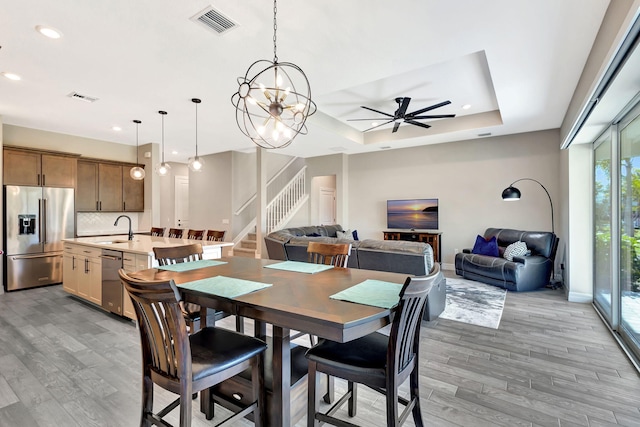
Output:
[
  {"xmin": 129, "ymin": 120, "xmax": 145, "ymax": 180},
  {"xmin": 231, "ymin": 0, "xmax": 316, "ymax": 149},
  {"xmin": 188, "ymin": 98, "xmax": 205, "ymax": 172},
  {"xmin": 155, "ymin": 110, "xmax": 171, "ymax": 176}
]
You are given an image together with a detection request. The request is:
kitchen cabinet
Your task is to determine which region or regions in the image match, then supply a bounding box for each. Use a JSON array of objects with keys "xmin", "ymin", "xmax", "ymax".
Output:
[
  {"xmin": 122, "ymin": 253, "xmax": 151, "ymax": 319},
  {"xmin": 77, "ymin": 160, "xmax": 144, "ymax": 212},
  {"xmin": 63, "ymin": 243, "xmax": 102, "ymax": 305},
  {"xmin": 3, "ymin": 147, "xmax": 77, "ymax": 188}
]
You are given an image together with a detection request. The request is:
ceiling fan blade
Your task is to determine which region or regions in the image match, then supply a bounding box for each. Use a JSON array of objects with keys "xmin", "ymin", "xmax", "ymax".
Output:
[
  {"xmin": 411, "ymin": 114, "xmax": 456, "ymax": 119},
  {"xmin": 406, "ymin": 100, "xmax": 452, "ymax": 117},
  {"xmin": 347, "ymin": 117, "xmax": 391, "ymax": 121},
  {"xmin": 396, "ymin": 97, "xmax": 411, "ymax": 117},
  {"xmin": 360, "ymin": 106, "xmax": 394, "ymax": 118},
  {"xmin": 405, "ymin": 120, "xmax": 432, "ymax": 129},
  {"xmin": 392, "ymin": 122, "xmax": 401, "ymax": 133},
  {"xmin": 362, "ymin": 119, "xmax": 394, "ymax": 132}
]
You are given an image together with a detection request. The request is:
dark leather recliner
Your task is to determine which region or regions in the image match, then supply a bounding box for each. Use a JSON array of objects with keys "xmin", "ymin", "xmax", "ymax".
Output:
[{"xmin": 454, "ymin": 228, "xmax": 558, "ymax": 292}]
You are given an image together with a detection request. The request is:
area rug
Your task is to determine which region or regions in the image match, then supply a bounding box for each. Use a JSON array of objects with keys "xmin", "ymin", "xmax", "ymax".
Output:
[{"xmin": 439, "ymin": 277, "xmax": 507, "ymax": 329}]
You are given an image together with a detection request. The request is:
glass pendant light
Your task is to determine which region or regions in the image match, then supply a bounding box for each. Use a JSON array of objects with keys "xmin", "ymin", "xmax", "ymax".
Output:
[
  {"xmin": 188, "ymin": 98, "xmax": 205, "ymax": 172},
  {"xmin": 129, "ymin": 119, "xmax": 145, "ymax": 180},
  {"xmin": 155, "ymin": 110, "xmax": 171, "ymax": 176}
]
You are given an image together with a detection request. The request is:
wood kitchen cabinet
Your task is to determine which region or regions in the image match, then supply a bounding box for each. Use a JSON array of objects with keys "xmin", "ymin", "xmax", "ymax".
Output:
[
  {"xmin": 77, "ymin": 160, "xmax": 144, "ymax": 212},
  {"xmin": 122, "ymin": 253, "xmax": 151, "ymax": 319},
  {"xmin": 63, "ymin": 244, "xmax": 101, "ymax": 305},
  {"xmin": 3, "ymin": 147, "xmax": 77, "ymax": 187}
]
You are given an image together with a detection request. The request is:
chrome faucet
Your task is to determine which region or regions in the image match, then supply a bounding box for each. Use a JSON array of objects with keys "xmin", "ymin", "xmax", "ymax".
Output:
[{"xmin": 114, "ymin": 215, "xmax": 134, "ymax": 240}]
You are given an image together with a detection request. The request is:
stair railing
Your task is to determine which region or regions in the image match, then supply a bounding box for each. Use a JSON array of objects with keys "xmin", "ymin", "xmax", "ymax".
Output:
[{"xmin": 266, "ymin": 167, "xmax": 306, "ymax": 233}]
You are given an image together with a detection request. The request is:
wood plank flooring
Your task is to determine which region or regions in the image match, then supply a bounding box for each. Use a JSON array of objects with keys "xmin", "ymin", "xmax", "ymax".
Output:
[{"xmin": 0, "ymin": 273, "xmax": 637, "ymax": 426}]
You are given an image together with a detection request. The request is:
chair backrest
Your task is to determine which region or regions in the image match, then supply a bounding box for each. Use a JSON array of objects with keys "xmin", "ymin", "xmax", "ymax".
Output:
[
  {"xmin": 119, "ymin": 269, "xmax": 190, "ymax": 381},
  {"xmin": 150, "ymin": 227, "xmax": 165, "ymax": 237},
  {"xmin": 153, "ymin": 243, "xmax": 203, "ymax": 266},
  {"xmin": 186, "ymin": 229, "xmax": 204, "ymax": 240},
  {"xmin": 389, "ymin": 263, "xmax": 440, "ymax": 376},
  {"xmin": 168, "ymin": 228, "xmax": 184, "ymax": 239},
  {"xmin": 205, "ymin": 230, "xmax": 226, "ymax": 242},
  {"xmin": 307, "ymin": 241, "xmax": 352, "ymax": 267}
]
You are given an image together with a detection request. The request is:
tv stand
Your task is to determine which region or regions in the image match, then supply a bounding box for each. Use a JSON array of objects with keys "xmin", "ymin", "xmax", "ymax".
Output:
[{"xmin": 383, "ymin": 230, "xmax": 441, "ymax": 263}]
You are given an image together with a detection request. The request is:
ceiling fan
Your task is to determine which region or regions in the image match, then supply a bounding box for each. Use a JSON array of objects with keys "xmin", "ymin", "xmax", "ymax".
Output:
[{"xmin": 348, "ymin": 97, "xmax": 456, "ymax": 133}]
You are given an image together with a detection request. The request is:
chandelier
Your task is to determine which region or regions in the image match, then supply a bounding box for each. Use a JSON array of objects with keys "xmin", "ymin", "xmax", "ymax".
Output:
[{"xmin": 231, "ymin": 0, "xmax": 316, "ymax": 149}]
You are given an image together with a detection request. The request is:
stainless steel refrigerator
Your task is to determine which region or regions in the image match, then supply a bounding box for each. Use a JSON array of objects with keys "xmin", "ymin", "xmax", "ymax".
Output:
[{"xmin": 3, "ymin": 185, "xmax": 75, "ymax": 291}]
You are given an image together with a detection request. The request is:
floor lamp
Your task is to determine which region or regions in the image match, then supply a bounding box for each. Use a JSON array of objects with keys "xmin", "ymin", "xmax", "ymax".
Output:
[{"xmin": 501, "ymin": 178, "xmax": 560, "ymax": 288}]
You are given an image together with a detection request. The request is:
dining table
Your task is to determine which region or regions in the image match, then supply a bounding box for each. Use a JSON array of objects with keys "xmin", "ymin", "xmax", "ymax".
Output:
[{"xmin": 129, "ymin": 256, "xmax": 411, "ymax": 426}]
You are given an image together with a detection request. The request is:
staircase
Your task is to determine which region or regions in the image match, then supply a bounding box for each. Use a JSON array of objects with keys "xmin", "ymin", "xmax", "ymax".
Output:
[
  {"xmin": 232, "ymin": 165, "xmax": 308, "ymax": 258},
  {"xmin": 234, "ymin": 232, "xmax": 257, "ymax": 258}
]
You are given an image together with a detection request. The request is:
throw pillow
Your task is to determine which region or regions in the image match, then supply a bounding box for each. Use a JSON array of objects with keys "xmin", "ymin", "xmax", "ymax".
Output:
[
  {"xmin": 336, "ymin": 229, "xmax": 353, "ymax": 240},
  {"xmin": 504, "ymin": 241, "xmax": 528, "ymax": 261},
  {"xmin": 306, "ymin": 232, "xmax": 321, "ymax": 237},
  {"xmin": 352, "ymin": 229, "xmax": 359, "ymax": 241},
  {"xmin": 471, "ymin": 235, "xmax": 499, "ymax": 257}
]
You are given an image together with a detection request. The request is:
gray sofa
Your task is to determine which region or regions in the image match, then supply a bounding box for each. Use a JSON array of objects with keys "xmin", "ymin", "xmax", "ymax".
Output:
[
  {"xmin": 264, "ymin": 225, "xmax": 446, "ymax": 320},
  {"xmin": 454, "ymin": 227, "xmax": 557, "ymax": 292}
]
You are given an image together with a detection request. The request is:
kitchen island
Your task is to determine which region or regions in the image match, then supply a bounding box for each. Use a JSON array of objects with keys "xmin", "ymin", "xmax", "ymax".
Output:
[{"xmin": 62, "ymin": 234, "xmax": 233, "ymax": 319}]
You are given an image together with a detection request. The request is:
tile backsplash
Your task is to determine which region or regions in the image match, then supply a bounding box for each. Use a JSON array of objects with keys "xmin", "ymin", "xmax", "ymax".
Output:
[{"xmin": 77, "ymin": 212, "xmax": 141, "ymax": 236}]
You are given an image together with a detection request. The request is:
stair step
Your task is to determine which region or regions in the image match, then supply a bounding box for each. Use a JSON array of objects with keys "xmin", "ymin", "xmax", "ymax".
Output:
[
  {"xmin": 234, "ymin": 247, "xmax": 256, "ymax": 258},
  {"xmin": 241, "ymin": 240, "xmax": 257, "ymax": 249},
  {"xmin": 247, "ymin": 232, "xmax": 257, "ymax": 240}
]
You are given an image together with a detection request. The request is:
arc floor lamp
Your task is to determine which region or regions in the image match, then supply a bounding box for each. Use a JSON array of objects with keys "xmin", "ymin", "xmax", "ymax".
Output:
[{"xmin": 502, "ymin": 178, "xmax": 560, "ymax": 288}]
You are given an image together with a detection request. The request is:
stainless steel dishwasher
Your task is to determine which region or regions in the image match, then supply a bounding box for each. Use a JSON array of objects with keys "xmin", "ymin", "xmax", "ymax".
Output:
[{"xmin": 100, "ymin": 249, "xmax": 123, "ymax": 315}]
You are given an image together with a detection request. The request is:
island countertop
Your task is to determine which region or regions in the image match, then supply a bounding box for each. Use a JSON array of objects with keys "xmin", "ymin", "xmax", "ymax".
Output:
[{"xmin": 63, "ymin": 234, "xmax": 234, "ymax": 256}]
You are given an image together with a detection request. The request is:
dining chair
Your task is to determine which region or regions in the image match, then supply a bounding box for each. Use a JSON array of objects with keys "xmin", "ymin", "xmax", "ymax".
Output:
[
  {"xmin": 168, "ymin": 228, "xmax": 184, "ymax": 239},
  {"xmin": 307, "ymin": 241, "xmax": 351, "ymax": 267},
  {"xmin": 306, "ymin": 263, "xmax": 441, "ymax": 427},
  {"xmin": 119, "ymin": 269, "xmax": 266, "ymax": 427},
  {"xmin": 153, "ymin": 244, "xmax": 206, "ymax": 331},
  {"xmin": 187, "ymin": 229, "xmax": 205, "ymax": 240},
  {"xmin": 206, "ymin": 230, "xmax": 226, "ymax": 241},
  {"xmin": 150, "ymin": 226, "xmax": 165, "ymax": 237}
]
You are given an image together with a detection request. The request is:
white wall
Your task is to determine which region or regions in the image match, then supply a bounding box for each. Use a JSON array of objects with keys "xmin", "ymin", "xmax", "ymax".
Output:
[
  {"xmin": 158, "ymin": 162, "xmax": 188, "ymax": 230},
  {"xmin": 188, "ymin": 152, "xmax": 233, "ymax": 234},
  {"xmin": 304, "ymin": 130, "xmax": 561, "ymax": 270}
]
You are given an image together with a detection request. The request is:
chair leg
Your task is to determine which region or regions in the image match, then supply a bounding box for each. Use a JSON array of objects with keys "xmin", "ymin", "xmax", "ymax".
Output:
[
  {"xmin": 141, "ymin": 375, "xmax": 154, "ymax": 427},
  {"xmin": 251, "ymin": 353, "xmax": 265, "ymax": 427},
  {"xmin": 347, "ymin": 381, "xmax": 357, "ymax": 417},
  {"xmin": 235, "ymin": 315, "xmax": 245, "ymax": 334},
  {"xmin": 385, "ymin": 382, "xmax": 398, "ymax": 427},
  {"xmin": 179, "ymin": 382, "xmax": 193, "ymax": 427},
  {"xmin": 307, "ymin": 361, "xmax": 320, "ymax": 427},
  {"xmin": 200, "ymin": 388, "xmax": 214, "ymax": 420},
  {"xmin": 410, "ymin": 366, "xmax": 424, "ymax": 427},
  {"xmin": 323, "ymin": 374, "xmax": 334, "ymax": 404}
]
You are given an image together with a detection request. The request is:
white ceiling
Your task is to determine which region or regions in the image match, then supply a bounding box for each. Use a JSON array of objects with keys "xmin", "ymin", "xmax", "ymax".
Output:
[{"xmin": 0, "ymin": 0, "xmax": 611, "ymax": 162}]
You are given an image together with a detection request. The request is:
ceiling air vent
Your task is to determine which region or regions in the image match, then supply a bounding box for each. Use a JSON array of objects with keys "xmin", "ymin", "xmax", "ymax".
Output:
[
  {"xmin": 66, "ymin": 91, "xmax": 99, "ymax": 103},
  {"xmin": 191, "ymin": 6, "xmax": 238, "ymax": 35}
]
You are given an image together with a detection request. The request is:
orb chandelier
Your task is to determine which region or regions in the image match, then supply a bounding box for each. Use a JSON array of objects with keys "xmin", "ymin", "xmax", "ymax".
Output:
[
  {"xmin": 188, "ymin": 98, "xmax": 205, "ymax": 172},
  {"xmin": 129, "ymin": 119, "xmax": 145, "ymax": 180},
  {"xmin": 231, "ymin": 0, "xmax": 316, "ymax": 149}
]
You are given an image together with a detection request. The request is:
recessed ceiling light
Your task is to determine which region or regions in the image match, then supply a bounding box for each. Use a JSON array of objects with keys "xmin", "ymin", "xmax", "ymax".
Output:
[
  {"xmin": 1, "ymin": 72, "xmax": 21, "ymax": 81},
  {"xmin": 371, "ymin": 122, "xmax": 379, "ymax": 127},
  {"xmin": 35, "ymin": 25, "xmax": 63, "ymax": 39},
  {"xmin": 171, "ymin": 150, "xmax": 179, "ymax": 155},
  {"xmin": 112, "ymin": 126, "xmax": 122, "ymax": 131},
  {"xmin": 462, "ymin": 104, "xmax": 471, "ymax": 110}
]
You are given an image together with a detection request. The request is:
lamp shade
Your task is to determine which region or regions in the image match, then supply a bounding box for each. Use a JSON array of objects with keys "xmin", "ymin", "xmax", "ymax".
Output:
[{"xmin": 501, "ymin": 186, "xmax": 521, "ymax": 200}]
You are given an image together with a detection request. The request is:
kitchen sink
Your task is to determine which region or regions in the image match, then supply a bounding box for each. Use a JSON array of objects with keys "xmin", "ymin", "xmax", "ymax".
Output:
[{"xmin": 95, "ymin": 239, "xmax": 137, "ymax": 244}]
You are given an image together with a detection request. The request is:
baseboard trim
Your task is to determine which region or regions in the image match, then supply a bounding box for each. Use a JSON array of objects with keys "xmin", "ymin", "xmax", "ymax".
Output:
[{"xmin": 567, "ymin": 291, "xmax": 592, "ymax": 303}]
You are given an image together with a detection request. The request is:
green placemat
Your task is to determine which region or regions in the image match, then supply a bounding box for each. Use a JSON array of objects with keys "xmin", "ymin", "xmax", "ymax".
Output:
[
  {"xmin": 330, "ymin": 279, "xmax": 402, "ymax": 309},
  {"xmin": 177, "ymin": 275, "xmax": 272, "ymax": 298},
  {"xmin": 264, "ymin": 260, "xmax": 334, "ymax": 274},
  {"xmin": 157, "ymin": 259, "xmax": 227, "ymax": 272}
]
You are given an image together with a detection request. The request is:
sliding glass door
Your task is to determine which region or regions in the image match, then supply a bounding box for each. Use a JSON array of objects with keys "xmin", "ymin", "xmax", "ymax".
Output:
[
  {"xmin": 619, "ymin": 110, "xmax": 640, "ymax": 353},
  {"xmin": 594, "ymin": 133, "xmax": 613, "ymax": 323}
]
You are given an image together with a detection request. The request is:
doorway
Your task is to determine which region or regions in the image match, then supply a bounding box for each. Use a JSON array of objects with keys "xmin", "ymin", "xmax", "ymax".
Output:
[
  {"xmin": 319, "ymin": 187, "xmax": 336, "ymax": 225},
  {"xmin": 175, "ymin": 175, "xmax": 189, "ymax": 229}
]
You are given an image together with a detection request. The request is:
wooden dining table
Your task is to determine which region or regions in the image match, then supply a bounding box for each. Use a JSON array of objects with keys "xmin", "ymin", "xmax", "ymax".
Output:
[{"xmin": 130, "ymin": 256, "xmax": 410, "ymax": 426}]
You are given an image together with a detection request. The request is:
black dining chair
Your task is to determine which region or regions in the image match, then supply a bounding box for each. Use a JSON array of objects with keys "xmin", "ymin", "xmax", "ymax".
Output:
[
  {"xmin": 119, "ymin": 269, "xmax": 266, "ymax": 427},
  {"xmin": 305, "ymin": 263, "xmax": 441, "ymax": 427}
]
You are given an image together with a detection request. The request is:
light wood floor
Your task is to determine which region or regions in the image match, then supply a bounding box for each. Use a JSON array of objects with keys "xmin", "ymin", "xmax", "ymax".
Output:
[{"xmin": 0, "ymin": 275, "xmax": 637, "ymax": 427}]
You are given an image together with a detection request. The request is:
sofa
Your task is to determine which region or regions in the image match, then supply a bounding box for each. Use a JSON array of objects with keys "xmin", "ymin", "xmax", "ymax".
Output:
[
  {"xmin": 454, "ymin": 227, "xmax": 557, "ymax": 292},
  {"xmin": 264, "ymin": 225, "xmax": 446, "ymax": 320}
]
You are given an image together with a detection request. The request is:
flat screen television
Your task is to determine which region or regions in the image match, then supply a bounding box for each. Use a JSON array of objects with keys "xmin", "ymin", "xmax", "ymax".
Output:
[{"xmin": 387, "ymin": 198, "xmax": 439, "ymax": 230}]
